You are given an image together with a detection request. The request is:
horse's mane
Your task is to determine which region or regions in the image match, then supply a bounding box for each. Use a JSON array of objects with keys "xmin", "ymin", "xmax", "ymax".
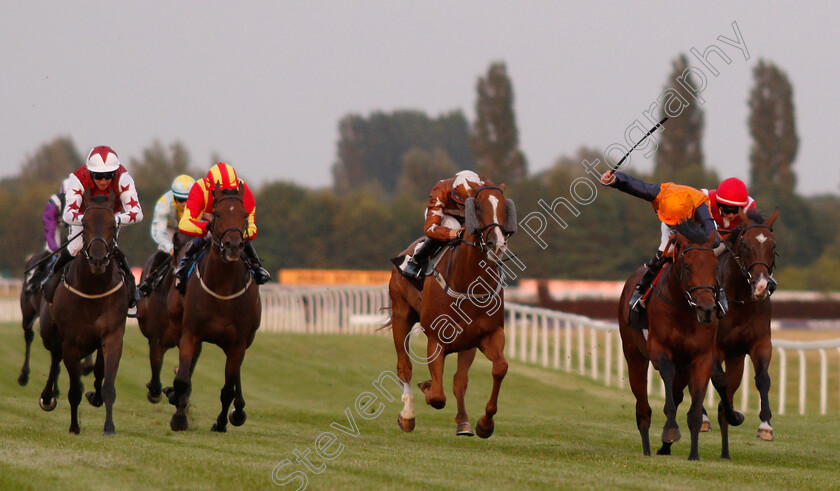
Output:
[
  {"xmin": 673, "ymin": 219, "xmax": 708, "ymax": 245},
  {"xmin": 220, "ymin": 187, "xmax": 240, "ymax": 196},
  {"xmin": 745, "ymin": 208, "xmax": 765, "ymax": 224}
]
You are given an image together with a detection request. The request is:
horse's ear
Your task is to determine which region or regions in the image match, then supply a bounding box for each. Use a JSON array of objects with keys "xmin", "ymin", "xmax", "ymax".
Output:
[
  {"xmin": 766, "ymin": 207, "xmax": 779, "ymax": 227},
  {"xmin": 738, "ymin": 208, "xmax": 749, "ymax": 224},
  {"xmin": 499, "ymin": 183, "xmax": 506, "ymax": 192},
  {"xmin": 238, "ymin": 181, "xmax": 244, "ymax": 194},
  {"xmin": 464, "ymin": 197, "xmax": 479, "ymax": 235}
]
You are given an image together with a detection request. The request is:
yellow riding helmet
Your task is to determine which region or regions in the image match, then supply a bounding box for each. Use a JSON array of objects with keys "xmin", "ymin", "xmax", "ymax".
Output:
[{"xmin": 171, "ymin": 174, "xmax": 196, "ymax": 199}]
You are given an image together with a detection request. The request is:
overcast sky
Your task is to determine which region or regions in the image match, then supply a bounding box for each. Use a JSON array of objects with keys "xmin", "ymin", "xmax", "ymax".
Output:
[{"xmin": 2, "ymin": 1, "xmax": 837, "ymax": 195}]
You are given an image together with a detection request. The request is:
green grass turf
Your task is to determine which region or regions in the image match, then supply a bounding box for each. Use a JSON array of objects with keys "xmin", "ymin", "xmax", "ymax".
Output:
[{"xmin": 1, "ymin": 322, "xmax": 838, "ymax": 490}]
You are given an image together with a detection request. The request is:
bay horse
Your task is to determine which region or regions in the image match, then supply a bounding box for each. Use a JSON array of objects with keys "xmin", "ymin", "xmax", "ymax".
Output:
[
  {"xmin": 388, "ymin": 183, "xmax": 516, "ymax": 437},
  {"xmin": 137, "ymin": 232, "xmax": 191, "ymax": 403},
  {"xmin": 39, "ymin": 190, "xmax": 128, "ymax": 435},
  {"xmin": 619, "ymin": 221, "xmax": 742, "ymax": 460},
  {"xmin": 168, "ymin": 182, "xmax": 261, "ymax": 432},
  {"xmin": 713, "ymin": 208, "xmax": 778, "ymax": 457},
  {"xmin": 19, "ymin": 254, "xmax": 94, "ymax": 389}
]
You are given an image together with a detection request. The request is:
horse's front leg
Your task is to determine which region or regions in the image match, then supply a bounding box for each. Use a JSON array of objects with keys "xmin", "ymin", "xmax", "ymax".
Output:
[
  {"xmin": 657, "ymin": 355, "xmax": 681, "ymax": 446},
  {"xmin": 63, "ymin": 345, "xmax": 83, "ymax": 435},
  {"xmin": 751, "ymin": 343, "xmax": 774, "ymax": 442},
  {"xmin": 18, "ymin": 311, "xmax": 36, "ymax": 386},
  {"xmin": 453, "ymin": 348, "xmax": 477, "ymax": 436},
  {"xmin": 39, "ymin": 335, "xmax": 62, "ymax": 412},
  {"xmin": 100, "ymin": 331, "xmax": 124, "ymax": 436},
  {"xmin": 390, "ymin": 298, "xmax": 418, "ymax": 432},
  {"xmin": 212, "ymin": 345, "xmax": 245, "ymax": 432},
  {"xmin": 85, "ymin": 348, "xmax": 104, "ymax": 407},
  {"xmin": 421, "ymin": 339, "xmax": 446, "ymax": 409},
  {"xmin": 170, "ymin": 331, "xmax": 201, "ymax": 431},
  {"xmin": 475, "ymin": 328, "xmax": 508, "ymax": 439},
  {"xmin": 146, "ymin": 337, "xmax": 166, "ymax": 403},
  {"xmin": 686, "ymin": 355, "xmax": 714, "ymax": 461}
]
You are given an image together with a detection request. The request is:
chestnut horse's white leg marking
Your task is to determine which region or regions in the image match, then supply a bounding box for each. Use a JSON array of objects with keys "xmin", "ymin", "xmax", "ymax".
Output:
[{"xmin": 400, "ymin": 382, "xmax": 415, "ymax": 420}]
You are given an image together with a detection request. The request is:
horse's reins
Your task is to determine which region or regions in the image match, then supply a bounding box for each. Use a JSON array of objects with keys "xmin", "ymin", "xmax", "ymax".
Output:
[
  {"xmin": 722, "ymin": 223, "xmax": 776, "ymax": 305},
  {"xmin": 194, "ymin": 192, "xmax": 252, "ymax": 300},
  {"xmin": 652, "ymin": 244, "xmax": 718, "ymax": 312},
  {"xmin": 431, "ymin": 186, "xmax": 509, "ymax": 301}
]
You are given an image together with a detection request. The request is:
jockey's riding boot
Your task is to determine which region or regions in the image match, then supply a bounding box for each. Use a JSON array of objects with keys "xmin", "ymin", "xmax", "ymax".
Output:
[
  {"xmin": 173, "ymin": 238, "xmax": 206, "ymax": 295},
  {"xmin": 114, "ymin": 248, "xmax": 139, "ymax": 318},
  {"xmin": 24, "ymin": 254, "xmax": 54, "ymax": 295},
  {"xmin": 716, "ymin": 285, "xmax": 728, "ymax": 319},
  {"xmin": 402, "ymin": 238, "xmax": 438, "ymax": 279},
  {"xmin": 630, "ymin": 252, "xmax": 664, "ymax": 312},
  {"xmin": 243, "ymin": 242, "xmax": 271, "ymax": 285},
  {"xmin": 138, "ymin": 250, "xmax": 169, "ymax": 296},
  {"xmin": 41, "ymin": 248, "xmax": 73, "ymax": 302}
]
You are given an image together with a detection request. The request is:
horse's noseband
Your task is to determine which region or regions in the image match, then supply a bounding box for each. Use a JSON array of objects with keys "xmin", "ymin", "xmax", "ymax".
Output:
[{"xmin": 677, "ymin": 246, "xmax": 718, "ymax": 308}]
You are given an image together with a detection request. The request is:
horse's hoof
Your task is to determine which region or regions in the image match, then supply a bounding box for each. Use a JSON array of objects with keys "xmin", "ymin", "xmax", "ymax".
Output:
[
  {"xmin": 39, "ymin": 396, "xmax": 57, "ymax": 412},
  {"xmin": 661, "ymin": 427, "xmax": 681, "ymax": 444},
  {"xmin": 757, "ymin": 427, "xmax": 774, "ymax": 441},
  {"xmin": 69, "ymin": 425, "xmax": 80, "ymax": 435},
  {"xmin": 730, "ymin": 410, "xmax": 745, "ymax": 427},
  {"xmin": 700, "ymin": 413, "xmax": 712, "ymax": 432},
  {"xmin": 211, "ymin": 422, "xmax": 227, "ymax": 433},
  {"xmin": 170, "ymin": 414, "xmax": 189, "ymax": 431},
  {"xmin": 475, "ymin": 417, "xmax": 494, "ymax": 439},
  {"xmin": 163, "ymin": 387, "xmax": 177, "ymax": 405},
  {"xmin": 147, "ymin": 391, "xmax": 162, "ymax": 403},
  {"xmin": 398, "ymin": 415, "xmax": 415, "ymax": 433},
  {"xmin": 456, "ymin": 421, "xmax": 474, "ymax": 436},
  {"xmin": 17, "ymin": 373, "xmax": 28, "ymax": 386},
  {"xmin": 229, "ymin": 409, "xmax": 246, "ymax": 427},
  {"xmin": 417, "ymin": 380, "xmax": 432, "ymax": 394},
  {"xmin": 102, "ymin": 431, "xmax": 116, "ymax": 436},
  {"xmin": 656, "ymin": 442, "xmax": 672, "ymax": 456},
  {"xmin": 85, "ymin": 391, "xmax": 103, "ymax": 407}
]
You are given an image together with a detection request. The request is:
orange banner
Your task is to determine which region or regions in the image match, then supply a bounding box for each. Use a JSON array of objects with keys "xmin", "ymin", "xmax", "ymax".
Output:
[{"xmin": 277, "ymin": 269, "xmax": 391, "ymax": 286}]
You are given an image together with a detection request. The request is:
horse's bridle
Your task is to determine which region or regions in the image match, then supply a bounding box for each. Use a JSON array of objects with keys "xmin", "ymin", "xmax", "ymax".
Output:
[
  {"xmin": 729, "ymin": 223, "xmax": 776, "ymax": 286},
  {"xmin": 81, "ymin": 204, "xmax": 117, "ymax": 263},
  {"xmin": 676, "ymin": 245, "xmax": 719, "ymax": 309},
  {"xmin": 210, "ymin": 194, "xmax": 246, "ymax": 260},
  {"xmin": 462, "ymin": 186, "xmax": 512, "ymax": 255}
]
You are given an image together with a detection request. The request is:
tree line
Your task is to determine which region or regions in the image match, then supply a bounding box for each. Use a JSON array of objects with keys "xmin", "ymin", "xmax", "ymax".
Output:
[{"xmin": 2, "ymin": 58, "xmax": 838, "ymax": 290}]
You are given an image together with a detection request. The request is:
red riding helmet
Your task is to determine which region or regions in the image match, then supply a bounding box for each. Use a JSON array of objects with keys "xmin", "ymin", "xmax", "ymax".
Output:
[
  {"xmin": 716, "ymin": 178, "xmax": 749, "ymax": 207},
  {"xmin": 205, "ymin": 163, "xmax": 239, "ymax": 190}
]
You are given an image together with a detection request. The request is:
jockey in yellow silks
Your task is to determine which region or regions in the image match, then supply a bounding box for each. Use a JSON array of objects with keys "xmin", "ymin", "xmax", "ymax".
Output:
[
  {"xmin": 601, "ymin": 171, "xmax": 721, "ymax": 313},
  {"xmin": 172, "ymin": 163, "xmax": 269, "ymax": 294}
]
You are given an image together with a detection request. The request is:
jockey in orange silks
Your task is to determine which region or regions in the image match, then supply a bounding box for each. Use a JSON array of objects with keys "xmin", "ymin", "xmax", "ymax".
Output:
[
  {"xmin": 393, "ymin": 170, "xmax": 483, "ymax": 279},
  {"xmin": 172, "ymin": 162, "xmax": 270, "ymax": 294},
  {"xmin": 601, "ymin": 171, "xmax": 721, "ymax": 313}
]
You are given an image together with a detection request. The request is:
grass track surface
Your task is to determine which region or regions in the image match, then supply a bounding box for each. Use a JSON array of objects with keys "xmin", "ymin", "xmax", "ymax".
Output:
[{"xmin": 1, "ymin": 323, "xmax": 839, "ymax": 490}]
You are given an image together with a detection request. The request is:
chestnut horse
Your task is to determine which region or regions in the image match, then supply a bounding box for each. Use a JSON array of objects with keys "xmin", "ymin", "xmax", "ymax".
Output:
[
  {"xmin": 137, "ymin": 232, "xmax": 191, "ymax": 403},
  {"xmin": 713, "ymin": 208, "xmax": 778, "ymax": 457},
  {"xmin": 619, "ymin": 221, "xmax": 741, "ymax": 460},
  {"xmin": 39, "ymin": 191, "xmax": 128, "ymax": 435},
  {"xmin": 168, "ymin": 183, "xmax": 261, "ymax": 432},
  {"xmin": 389, "ymin": 183, "xmax": 516, "ymax": 437}
]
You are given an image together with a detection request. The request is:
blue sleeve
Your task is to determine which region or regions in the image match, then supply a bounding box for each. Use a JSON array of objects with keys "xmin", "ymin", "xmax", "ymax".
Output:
[
  {"xmin": 610, "ymin": 172, "xmax": 661, "ymax": 202},
  {"xmin": 694, "ymin": 204, "xmax": 720, "ymax": 247}
]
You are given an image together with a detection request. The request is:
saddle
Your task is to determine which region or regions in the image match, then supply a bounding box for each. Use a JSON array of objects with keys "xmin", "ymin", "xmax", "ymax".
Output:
[{"xmin": 392, "ymin": 241, "xmax": 450, "ymax": 292}]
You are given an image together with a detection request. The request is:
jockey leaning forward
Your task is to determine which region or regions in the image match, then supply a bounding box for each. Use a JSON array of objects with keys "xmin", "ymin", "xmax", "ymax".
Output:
[
  {"xmin": 172, "ymin": 162, "xmax": 270, "ymax": 294},
  {"xmin": 393, "ymin": 170, "xmax": 484, "ymax": 279},
  {"xmin": 600, "ymin": 170, "xmax": 723, "ymax": 314},
  {"xmin": 41, "ymin": 145, "xmax": 144, "ymax": 317},
  {"xmin": 137, "ymin": 174, "xmax": 196, "ymax": 296}
]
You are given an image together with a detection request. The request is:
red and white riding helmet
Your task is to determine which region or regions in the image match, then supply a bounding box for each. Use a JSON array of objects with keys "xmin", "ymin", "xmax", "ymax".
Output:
[
  {"xmin": 716, "ymin": 177, "xmax": 749, "ymax": 207},
  {"xmin": 86, "ymin": 145, "xmax": 121, "ymax": 173}
]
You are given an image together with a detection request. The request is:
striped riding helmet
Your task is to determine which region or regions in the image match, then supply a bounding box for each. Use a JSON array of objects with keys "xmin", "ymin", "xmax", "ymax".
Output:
[
  {"xmin": 171, "ymin": 174, "xmax": 196, "ymax": 199},
  {"xmin": 205, "ymin": 163, "xmax": 239, "ymax": 190}
]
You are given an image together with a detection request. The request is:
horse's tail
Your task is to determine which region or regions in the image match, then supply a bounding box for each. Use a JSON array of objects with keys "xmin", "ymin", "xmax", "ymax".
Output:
[{"xmin": 375, "ymin": 306, "xmax": 393, "ymax": 332}]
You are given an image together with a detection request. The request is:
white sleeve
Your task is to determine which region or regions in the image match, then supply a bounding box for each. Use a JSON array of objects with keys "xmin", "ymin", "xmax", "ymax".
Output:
[
  {"xmin": 63, "ymin": 174, "xmax": 85, "ymax": 226},
  {"xmin": 115, "ymin": 173, "xmax": 143, "ymax": 225},
  {"xmin": 151, "ymin": 195, "xmax": 173, "ymax": 252}
]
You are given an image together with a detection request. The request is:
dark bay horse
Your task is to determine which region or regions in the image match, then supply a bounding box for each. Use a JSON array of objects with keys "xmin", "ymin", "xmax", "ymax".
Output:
[
  {"xmin": 388, "ymin": 183, "xmax": 516, "ymax": 437},
  {"xmin": 168, "ymin": 183, "xmax": 261, "ymax": 432},
  {"xmin": 137, "ymin": 232, "xmax": 191, "ymax": 403},
  {"xmin": 39, "ymin": 191, "xmax": 128, "ymax": 435},
  {"xmin": 19, "ymin": 253, "xmax": 94, "ymax": 389},
  {"xmin": 619, "ymin": 221, "xmax": 741, "ymax": 460},
  {"xmin": 713, "ymin": 208, "xmax": 778, "ymax": 457}
]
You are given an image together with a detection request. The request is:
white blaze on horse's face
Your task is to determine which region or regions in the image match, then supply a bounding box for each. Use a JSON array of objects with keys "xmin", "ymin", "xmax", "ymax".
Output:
[{"xmin": 486, "ymin": 195, "xmax": 507, "ymax": 257}]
